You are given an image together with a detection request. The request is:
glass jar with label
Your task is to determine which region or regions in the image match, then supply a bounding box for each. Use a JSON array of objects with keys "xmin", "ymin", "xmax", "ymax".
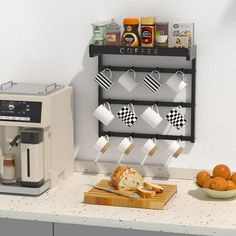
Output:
[
  {"xmin": 92, "ymin": 22, "xmax": 108, "ymax": 45},
  {"xmin": 121, "ymin": 18, "xmax": 141, "ymax": 47},
  {"xmin": 105, "ymin": 19, "xmax": 121, "ymax": 46},
  {"xmin": 141, "ymin": 17, "xmax": 156, "ymax": 47}
]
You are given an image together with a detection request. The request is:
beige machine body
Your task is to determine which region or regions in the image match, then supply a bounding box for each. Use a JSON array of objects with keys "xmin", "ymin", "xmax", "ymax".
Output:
[{"xmin": 0, "ymin": 83, "xmax": 74, "ymax": 192}]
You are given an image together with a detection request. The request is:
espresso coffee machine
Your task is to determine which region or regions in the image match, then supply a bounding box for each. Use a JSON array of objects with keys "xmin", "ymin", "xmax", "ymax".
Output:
[{"xmin": 0, "ymin": 81, "xmax": 74, "ymax": 195}]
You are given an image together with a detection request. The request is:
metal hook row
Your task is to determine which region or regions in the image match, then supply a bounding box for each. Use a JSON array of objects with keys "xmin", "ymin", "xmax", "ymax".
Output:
[{"xmin": 105, "ymin": 66, "xmax": 185, "ymax": 73}]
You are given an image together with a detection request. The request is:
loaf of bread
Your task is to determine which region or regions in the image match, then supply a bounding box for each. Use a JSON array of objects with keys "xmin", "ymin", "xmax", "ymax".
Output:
[
  {"xmin": 111, "ymin": 165, "xmax": 143, "ymax": 191},
  {"xmin": 143, "ymin": 182, "xmax": 164, "ymax": 193},
  {"xmin": 136, "ymin": 187, "xmax": 156, "ymax": 198}
]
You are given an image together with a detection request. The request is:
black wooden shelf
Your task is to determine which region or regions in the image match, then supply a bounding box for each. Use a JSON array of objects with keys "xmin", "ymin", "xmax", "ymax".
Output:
[
  {"xmin": 89, "ymin": 44, "xmax": 196, "ymax": 61},
  {"xmin": 90, "ymin": 44, "xmax": 196, "ymax": 143}
]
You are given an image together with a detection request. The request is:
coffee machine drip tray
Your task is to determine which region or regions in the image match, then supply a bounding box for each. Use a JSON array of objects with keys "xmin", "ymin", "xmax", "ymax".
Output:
[
  {"xmin": 0, "ymin": 180, "xmax": 50, "ymax": 196},
  {"xmin": 0, "ymin": 81, "xmax": 63, "ymax": 96}
]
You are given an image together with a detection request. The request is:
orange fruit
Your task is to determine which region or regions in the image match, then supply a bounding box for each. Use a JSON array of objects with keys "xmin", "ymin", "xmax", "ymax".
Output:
[
  {"xmin": 211, "ymin": 177, "xmax": 227, "ymax": 191},
  {"xmin": 213, "ymin": 164, "xmax": 231, "ymax": 180},
  {"xmin": 230, "ymin": 172, "xmax": 236, "ymax": 185},
  {"xmin": 196, "ymin": 171, "xmax": 211, "ymax": 187},
  {"xmin": 226, "ymin": 180, "xmax": 236, "ymax": 190},
  {"xmin": 202, "ymin": 177, "xmax": 213, "ymax": 189}
]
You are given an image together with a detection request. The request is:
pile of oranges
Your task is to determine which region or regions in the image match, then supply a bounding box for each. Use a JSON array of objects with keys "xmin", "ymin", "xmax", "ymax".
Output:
[{"xmin": 196, "ymin": 164, "xmax": 236, "ymax": 191}]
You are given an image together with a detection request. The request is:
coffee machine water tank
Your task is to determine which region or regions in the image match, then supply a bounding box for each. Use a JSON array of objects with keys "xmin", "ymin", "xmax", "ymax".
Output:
[{"xmin": 20, "ymin": 129, "xmax": 44, "ymax": 187}]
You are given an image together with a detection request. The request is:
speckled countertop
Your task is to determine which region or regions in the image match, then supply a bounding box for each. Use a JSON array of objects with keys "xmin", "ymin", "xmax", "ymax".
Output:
[{"xmin": 0, "ymin": 172, "xmax": 235, "ymax": 236}]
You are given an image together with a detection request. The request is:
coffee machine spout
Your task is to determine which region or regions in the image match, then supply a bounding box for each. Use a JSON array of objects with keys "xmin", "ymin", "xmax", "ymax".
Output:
[{"xmin": 8, "ymin": 134, "xmax": 21, "ymax": 150}]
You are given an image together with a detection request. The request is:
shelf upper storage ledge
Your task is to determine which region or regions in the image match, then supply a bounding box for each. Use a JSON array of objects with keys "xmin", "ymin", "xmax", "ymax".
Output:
[{"xmin": 89, "ymin": 44, "xmax": 196, "ymax": 61}]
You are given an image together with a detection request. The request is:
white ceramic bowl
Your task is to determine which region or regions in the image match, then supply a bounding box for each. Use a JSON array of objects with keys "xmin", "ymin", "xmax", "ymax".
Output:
[{"xmin": 195, "ymin": 183, "xmax": 236, "ymax": 199}]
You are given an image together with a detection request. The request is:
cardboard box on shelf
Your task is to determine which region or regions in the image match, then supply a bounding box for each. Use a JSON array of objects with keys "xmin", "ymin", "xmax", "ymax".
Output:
[{"xmin": 169, "ymin": 23, "xmax": 194, "ymax": 48}]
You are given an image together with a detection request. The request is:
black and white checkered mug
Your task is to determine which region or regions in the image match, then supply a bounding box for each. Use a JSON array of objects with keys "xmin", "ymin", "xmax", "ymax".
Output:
[
  {"xmin": 143, "ymin": 70, "xmax": 161, "ymax": 93},
  {"xmin": 94, "ymin": 68, "xmax": 113, "ymax": 90},
  {"xmin": 165, "ymin": 106, "xmax": 187, "ymax": 130},
  {"xmin": 117, "ymin": 103, "xmax": 138, "ymax": 127}
]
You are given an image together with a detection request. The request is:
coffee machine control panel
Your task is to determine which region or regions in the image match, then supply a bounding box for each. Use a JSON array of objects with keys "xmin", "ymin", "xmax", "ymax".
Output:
[{"xmin": 0, "ymin": 100, "xmax": 42, "ymax": 123}]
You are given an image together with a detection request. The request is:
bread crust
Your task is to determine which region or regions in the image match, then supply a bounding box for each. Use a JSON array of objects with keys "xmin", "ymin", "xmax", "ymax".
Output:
[
  {"xmin": 136, "ymin": 187, "xmax": 156, "ymax": 198},
  {"xmin": 143, "ymin": 182, "xmax": 164, "ymax": 193}
]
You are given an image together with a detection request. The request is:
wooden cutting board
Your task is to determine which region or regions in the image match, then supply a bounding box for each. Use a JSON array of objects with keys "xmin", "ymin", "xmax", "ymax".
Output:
[{"xmin": 84, "ymin": 180, "xmax": 177, "ymax": 210}]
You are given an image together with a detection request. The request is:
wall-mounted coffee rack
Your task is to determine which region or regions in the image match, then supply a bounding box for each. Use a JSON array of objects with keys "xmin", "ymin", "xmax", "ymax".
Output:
[{"xmin": 89, "ymin": 44, "xmax": 197, "ymax": 143}]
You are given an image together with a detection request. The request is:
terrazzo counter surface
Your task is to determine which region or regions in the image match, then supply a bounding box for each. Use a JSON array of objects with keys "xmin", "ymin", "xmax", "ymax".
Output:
[{"xmin": 0, "ymin": 172, "xmax": 235, "ymax": 236}]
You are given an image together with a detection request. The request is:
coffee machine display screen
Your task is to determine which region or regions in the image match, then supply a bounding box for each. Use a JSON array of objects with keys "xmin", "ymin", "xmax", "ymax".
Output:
[{"xmin": 0, "ymin": 100, "xmax": 42, "ymax": 123}]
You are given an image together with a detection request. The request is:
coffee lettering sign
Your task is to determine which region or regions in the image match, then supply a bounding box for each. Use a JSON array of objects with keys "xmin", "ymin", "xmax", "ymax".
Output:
[{"xmin": 119, "ymin": 47, "xmax": 159, "ymax": 55}]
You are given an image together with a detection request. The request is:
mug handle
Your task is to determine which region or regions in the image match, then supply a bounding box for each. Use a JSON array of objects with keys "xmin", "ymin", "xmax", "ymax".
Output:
[
  {"xmin": 152, "ymin": 138, "xmax": 157, "ymax": 144},
  {"xmin": 104, "ymin": 68, "xmax": 112, "ymax": 79},
  {"xmin": 152, "ymin": 104, "xmax": 160, "ymax": 114},
  {"xmin": 104, "ymin": 135, "xmax": 109, "ymax": 141},
  {"xmin": 128, "ymin": 69, "xmax": 136, "ymax": 80},
  {"xmin": 104, "ymin": 102, "xmax": 112, "ymax": 112},
  {"xmin": 151, "ymin": 70, "xmax": 161, "ymax": 81},
  {"xmin": 128, "ymin": 136, "xmax": 133, "ymax": 143},
  {"xmin": 128, "ymin": 103, "xmax": 135, "ymax": 115},
  {"xmin": 165, "ymin": 122, "xmax": 173, "ymax": 135},
  {"xmin": 177, "ymin": 139, "xmax": 181, "ymax": 143},
  {"xmin": 177, "ymin": 105, "xmax": 184, "ymax": 116},
  {"xmin": 176, "ymin": 71, "xmax": 186, "ymax": 82}
]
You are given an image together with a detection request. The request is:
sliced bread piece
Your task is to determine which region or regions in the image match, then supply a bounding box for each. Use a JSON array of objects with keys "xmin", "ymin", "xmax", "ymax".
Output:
[
  {"xmin": 136, "ymin": 187, "xmax": 156, "ymax": 198},
  {"xmin": 144, "ymin": 182, "xmax": 164, "ymax": 193}
]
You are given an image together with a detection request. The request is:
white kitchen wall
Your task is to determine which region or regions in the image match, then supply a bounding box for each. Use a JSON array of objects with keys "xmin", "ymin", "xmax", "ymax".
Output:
[{"xmin": 0, "ymin": 0, "xmax": 236, "ymax": 170}]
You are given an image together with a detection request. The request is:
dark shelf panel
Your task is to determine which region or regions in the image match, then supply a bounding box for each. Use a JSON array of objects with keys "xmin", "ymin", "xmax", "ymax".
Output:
[
  {"xmin": 90, "ymin": 44, "xmax": 196, "ymax": 61},
  {"xmin": 101, "ymin": 99, "xmax": 193, "ymax": 108},
  {"xmin": 95, "ymin": 46, "xmax": 196, "ymax": 143},
  {"xmin": 100, "ymin": 65, "xmax": 194, "ymax": 74},
  {"xmin": 101, "ymin": 131, "xmax": 194, "ymax": 143}
]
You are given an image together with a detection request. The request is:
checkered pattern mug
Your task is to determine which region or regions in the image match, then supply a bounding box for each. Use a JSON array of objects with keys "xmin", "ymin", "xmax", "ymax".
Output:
[
  {"xmin": 117, "ymin": 103, "xmax": 138, "ymax": 127},
  {"xmin": 165, "ymin": 106, "xmax": 187, "ymax": 130}
]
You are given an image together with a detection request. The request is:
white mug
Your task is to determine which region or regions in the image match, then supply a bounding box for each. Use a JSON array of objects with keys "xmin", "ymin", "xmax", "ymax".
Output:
[
  {"xmin": 167, "ymin": 140, "xmax": 184, "ymax": 158},
  {"xmin": 117, "ymin": 137, "xmax": 134, "ymax": 155},
  {"xmin": 94, "ymin": 135, "xmax": 111, "ymax": 154},
  {"xmin": 93, "ymin": 102, "xmax": 115, "ymax": 126},
  {"xmin": 118, "ymin": 69, "xmax": 137, "ymax": 92},
  {"xmin": 141, "ymin": 138, "xmax": 158, "ymax": 157},
  {"xmin": 166, "ymin": 71, "xmax": 187, "ymax": 93},
  {"xmin": 141, "ymin": 104, "xmax": 163, "ymax": 128}
]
